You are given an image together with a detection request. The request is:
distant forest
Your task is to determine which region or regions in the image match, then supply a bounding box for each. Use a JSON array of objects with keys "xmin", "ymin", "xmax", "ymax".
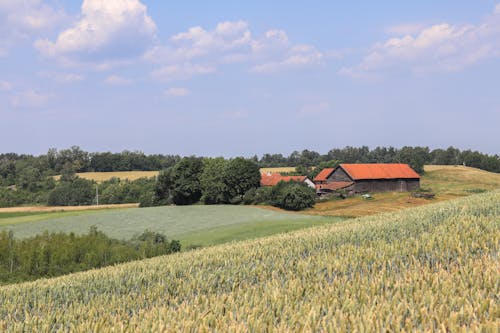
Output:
[{"xmin": 0, "ymin": 145, "xmax": 499, "ymax": 208}]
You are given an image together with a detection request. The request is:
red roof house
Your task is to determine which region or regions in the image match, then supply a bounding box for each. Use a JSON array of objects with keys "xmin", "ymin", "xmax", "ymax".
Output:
[
  {"xmin": 314, "ymin": 163, "xmax": 420, "ymax": 193},
  {"xmin": 260, "ymin": 173, "xmax": 315, "ymax": 188}
]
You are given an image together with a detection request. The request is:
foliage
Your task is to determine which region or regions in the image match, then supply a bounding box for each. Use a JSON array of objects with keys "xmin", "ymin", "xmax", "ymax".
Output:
[
  {"xmin": 47, "ymin": 178, "xmax": 95, "ymax": 206},
  {"xmin": 224, "ymin": 157, "xmax": 261, "ymax": 200},
  {"xmin": 267, "ymin": 181, "xmax": 316, "ymax": 210},
  {"xmin": 0, "ymin": 227, "xmax": 180, "ymax": 285},
  {"xmin": 0, "ymin": 191, "xmax": 497, "ymax": 331},
  {"xmin": 200, "ymin": 158, "xmax": 230, "ymax": 204},
  {"xmin": 276, "ymin": 183, "xmax": 317, "ymax": 210},
  {"xmin": 169, "ymin": 157, "xmax": 204, "ymax": 205}
]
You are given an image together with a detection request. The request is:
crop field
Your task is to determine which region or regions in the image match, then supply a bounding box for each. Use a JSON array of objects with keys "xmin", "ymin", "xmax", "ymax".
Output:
[
  {"xmin": 259, "ymin": 167, "xmax": 296, "ymax": 174},
  {"xmin": 0, "ymin": 190, "xmax": 498, "ymax": 331},
  {"xmin": 0, "ymin": 205, "xmax": 335, "ymax": 247},
  {"xmin": 307, "ymin": 165, "xmax": 500, "ymax": 217},
  {"xmin": 53, "ymin": 171, "xmax": 159, "ymax": 183},
  {"xmin": 53, "ymin": 168, "xmax": 299, "ymax": 183}
]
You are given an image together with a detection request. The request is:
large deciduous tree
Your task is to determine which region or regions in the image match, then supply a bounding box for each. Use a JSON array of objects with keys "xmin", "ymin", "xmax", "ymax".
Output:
[{"xmin": 224, "ymin": 157, "xmax": 261, "ymax": 201}]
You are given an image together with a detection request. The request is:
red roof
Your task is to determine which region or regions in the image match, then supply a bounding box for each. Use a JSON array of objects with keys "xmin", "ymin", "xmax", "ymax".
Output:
[
  {"xmin": 260, "ymin": 173, "xmax": 307, "ymax": 186},
  {"xmin": 340, "ymin": 163, "xmax": 420, "ymax": 180},
  {"xmin": 316, "ymin": 181, "xmax": 353, "ymax": 191},
  {"xmin": 313, "ymin": 168, "xmax": 335, "ymax": 182}
]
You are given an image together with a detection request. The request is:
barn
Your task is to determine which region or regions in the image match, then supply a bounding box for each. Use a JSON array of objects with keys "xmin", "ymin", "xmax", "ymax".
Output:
[
  {"xmin": 314, "ymin": 163, "xmax": 420, "ymax": 194},
  {"xmin": 261, "ymin": 173, "xmax": 316, "ymax": 189}
]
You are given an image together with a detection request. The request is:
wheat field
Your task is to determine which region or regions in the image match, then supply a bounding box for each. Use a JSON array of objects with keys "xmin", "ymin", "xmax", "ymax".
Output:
[{"xmin": 0, "ymin": 190, "xmax": 498, "ymax": 332}]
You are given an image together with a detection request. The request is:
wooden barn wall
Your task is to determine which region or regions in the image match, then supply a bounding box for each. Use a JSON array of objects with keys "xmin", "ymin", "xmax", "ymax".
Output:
[
  {"xmin": 328, "ymin": 168, "xmax": 352, "ymax": 182},
  {"xmin": 353, "ymin": 179, "xmax": 420, "ymax": 193}
]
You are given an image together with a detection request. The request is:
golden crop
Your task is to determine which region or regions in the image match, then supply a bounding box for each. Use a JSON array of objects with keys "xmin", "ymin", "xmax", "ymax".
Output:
[{"xmin": 0, "ymin": 190, "xmax": 498, "ymax": 332}]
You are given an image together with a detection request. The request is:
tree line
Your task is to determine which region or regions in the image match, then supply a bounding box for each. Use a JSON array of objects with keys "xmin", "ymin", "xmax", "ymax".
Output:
[
  {"xmin": 0, "ymin": 227, "xmax": 180, "ymax": 285},
  {"xmin": 1, "ymin": 145, "xmax": 499, "ymax": 208}
]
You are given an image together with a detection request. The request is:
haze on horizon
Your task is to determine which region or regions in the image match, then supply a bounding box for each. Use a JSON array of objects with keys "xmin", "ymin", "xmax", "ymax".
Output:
[{"xmin": 1, "ymin": 0, "xmax": 499, "ymax": 157}]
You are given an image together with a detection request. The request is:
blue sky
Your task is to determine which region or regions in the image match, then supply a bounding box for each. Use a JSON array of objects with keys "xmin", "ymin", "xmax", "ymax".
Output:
[{"xmin": 1, "ymin": 0, "xmax": 499, "ymax": 156}]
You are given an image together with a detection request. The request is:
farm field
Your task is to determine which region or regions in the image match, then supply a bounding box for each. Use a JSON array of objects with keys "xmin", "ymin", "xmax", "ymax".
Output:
[
  {"xmin": 306, "ymin": 164, "xmax": 500, "ymax": 217},
  {"xmin": 53, "ymin": 171, "xmax": 159, "ymax": 183},
  {"xmin": 0, "ymin": 190, "xmax": 497, "ymax": 331},
  {"xmin": 0, "ymin": 205, "xmax": 337, "ymax": 248},
  {"xmin": 54, "ymin": 168, "xmax": 298, "ymax": 183}
]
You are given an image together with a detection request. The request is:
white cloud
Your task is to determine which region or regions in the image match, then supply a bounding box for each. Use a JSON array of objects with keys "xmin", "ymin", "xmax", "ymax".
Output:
[
  {"xmin": 251, "ymin": 44, "xmax": 323, "ymax": 73},
  {"xmin": 11, "ymin": 90, "xmax": 52, "ymax": 108},
  {"xmin": 0, "ymin": 81, "xmax": 12, "ymax": 91},
  {"xmin": 385, "ymin": 23, "xmax": 426, "ymax": 36},
  {"xmin": 0, "ymin": 0, "xmax": 67, "ymax": 56},
  {"xmin": 35, "ymin": 0, "xmax": 156, "ymax": 65},
  {"xmin": 164, "ymin": 87, "xmax": 191, "ymax": 97},
  {"xmin": 145, "ymin": 20, "xmax": 252, "ymax": 64},
  {"xmin": 105, "ymin": 75, "xmax": 133, "ymax": 85},
  {"xmin": 341, "ymin": 4, "xmax": 500, "ymax": 78},
  {"xmin": 147, "ymin": 21, "xmax": 323, "ymax": 79},
  {"xmin": 39, "ymin": 72, "xmax": 84, "ymax": 83},
  {"xmin": 152, "ymin": 63, "xmax": 216, "ymax": 81}
]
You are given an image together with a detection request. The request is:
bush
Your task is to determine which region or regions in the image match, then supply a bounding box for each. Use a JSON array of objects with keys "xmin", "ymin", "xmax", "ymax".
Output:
[
  {"xmin": 47, "ymin": 178, "xmax": 95, "ymax": 206},
  {"xmin": 276, "ymin": 183, "xmax": 317, "ymax": 211}
]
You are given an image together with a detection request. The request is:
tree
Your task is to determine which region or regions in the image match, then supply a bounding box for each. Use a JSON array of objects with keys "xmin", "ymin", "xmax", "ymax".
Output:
[
  {"xmin": 47, "ymin": 178, "xmax": 95, "ymax": 206},
  {"xmin": 170, "ymin": 157, "xmax": 204, "ymax": 205},
  {"xmin": 224, "ymin": 157, "xmax": 261, "ymax": 201},
  {"xmin": 200, "ymin": 158, "xmax": 230, "ymax": 204},
  {"xmin": 268, "ymin": 181, "xmax": 316, "ymax": 211}
]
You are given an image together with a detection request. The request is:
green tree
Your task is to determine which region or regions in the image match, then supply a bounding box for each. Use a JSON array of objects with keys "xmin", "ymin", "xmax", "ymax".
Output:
[
  {"xmin": 224, "ymin": 157, "xmax": 261, "ymax": 201},
  {"xmin": 170, "ymin": 157, "xmax": 204, "ymax": 205},
  {"xmin": 200, "ymin": 158, "xmax": 230, "ymax": 204},
  {"xmin": 47, "ymin": 178, "xmax": 95, "ymax": 206},
  {"xmin": 270, "ymin": 181, "xmax": 316, "ymax": 211}
]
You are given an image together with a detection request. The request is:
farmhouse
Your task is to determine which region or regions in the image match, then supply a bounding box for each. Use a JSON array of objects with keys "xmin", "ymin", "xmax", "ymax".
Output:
[
  {"xmin": 260, "ymin": 173, "xmax": 316, "ymax": 189},
  {"xmin": 314, "ymin": 163, "xmax": 420, "ymax": 194}
]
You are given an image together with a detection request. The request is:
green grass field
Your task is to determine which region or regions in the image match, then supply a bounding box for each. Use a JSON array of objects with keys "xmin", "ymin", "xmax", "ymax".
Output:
[
  {"xmin": 0, "ymin": 205, "xmax": 339, "ymax": 248},
  {"xmin": 1, "ymin": 190, "xmax": 497, "ymax": 331}
]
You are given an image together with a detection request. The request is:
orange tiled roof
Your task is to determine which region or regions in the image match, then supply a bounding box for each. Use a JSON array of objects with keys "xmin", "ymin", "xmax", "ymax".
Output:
[
  {"xmin": 313, "ymin": 168, "xmax": 335, "ymax": 182},
  {"xmin": 340, "ymin": 163, "xmax": 420, "ymax": 180},
  {"xmin": 260, "ymin": 173, "xmax": 307, "ymax": 186},
  {"xmin": 315, "ymin": 181, "xmax": 353, "ymax": 191}
]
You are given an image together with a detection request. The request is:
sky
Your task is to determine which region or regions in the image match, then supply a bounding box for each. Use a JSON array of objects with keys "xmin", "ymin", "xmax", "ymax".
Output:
[{"xmin": 1, "ymin": 0, "xmax": 499, "ymax": 157}]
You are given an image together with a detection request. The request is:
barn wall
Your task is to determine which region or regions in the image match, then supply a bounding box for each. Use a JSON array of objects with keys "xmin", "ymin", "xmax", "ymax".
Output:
[
  {"xmin": 328, "ymin": 168, "xmax": 352, "ymax": 182},
  {"xmin": 353, "ymin": 179, "xmax": 420, "ymax": 193}
]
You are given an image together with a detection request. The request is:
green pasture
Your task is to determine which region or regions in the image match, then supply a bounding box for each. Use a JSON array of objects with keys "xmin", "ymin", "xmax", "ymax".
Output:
[{"xmin": 0, "ymin": 205, "xmax": 341, "ymax": 248}]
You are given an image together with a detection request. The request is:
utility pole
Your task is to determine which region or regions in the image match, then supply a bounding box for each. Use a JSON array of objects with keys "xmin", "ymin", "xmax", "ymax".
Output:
[{"xmin": 96, "ymin": 184, "xmax": 99, "ymax": 206}]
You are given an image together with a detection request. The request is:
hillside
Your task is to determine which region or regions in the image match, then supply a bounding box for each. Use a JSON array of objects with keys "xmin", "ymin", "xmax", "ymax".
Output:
[
  {"xmin": 308, "ymin": 164, "xmax": 500, "ymax": 217},
  {"xmin": 1, "ymin": 191, "xmax": 498, "ymax": 331},
  {"xmin": 0, "ymin": 205, "xmax": 335, "ymax": 248}
]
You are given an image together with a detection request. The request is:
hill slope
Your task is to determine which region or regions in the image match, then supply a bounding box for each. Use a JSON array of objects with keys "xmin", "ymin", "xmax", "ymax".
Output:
[
  {"xmin": 309, "ymin": 164, "xmax": 500, "ymax": 217},
  {"xmin": 1, "ymin": 190, "xmax": 498, "ymax": 331},
  {"xmin": 0, "ymin": 205, "xmax": 333, "ymax": 247}
]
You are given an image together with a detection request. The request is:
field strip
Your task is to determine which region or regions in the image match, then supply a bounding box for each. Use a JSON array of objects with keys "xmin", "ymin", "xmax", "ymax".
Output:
[{"xmin": 0, "ymin": 203, "xmax": 139, "ymax": 213}]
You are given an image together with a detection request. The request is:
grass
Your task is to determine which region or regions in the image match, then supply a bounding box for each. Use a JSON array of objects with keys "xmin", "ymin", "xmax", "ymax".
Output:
[
  {"xmin": 0, "ymin": 205, "xmax": 338, "ymax": 248},
  {"xmin": 0, "ymin": 203, "xmax": 138, "ymax": 214},
  {"xmin": 305, "ymin": 164, "xmax": 500, "ymax": 217},
  {"xmin": 0, "ymin": 190, "xmax": 497, "ymax": 331},
  {"xmin": 0, "ymin": 209, "xmax": 130, "ymax": 227}
]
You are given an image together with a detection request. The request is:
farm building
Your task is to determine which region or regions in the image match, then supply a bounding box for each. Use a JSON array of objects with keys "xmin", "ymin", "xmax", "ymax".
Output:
[
  {"xmin": 314, "ymin": 163, "xmax": 420, "ymax": 194},
  {"xmin": 260, "ymin": 173, "xmax": 316, "ymax": 189}
]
